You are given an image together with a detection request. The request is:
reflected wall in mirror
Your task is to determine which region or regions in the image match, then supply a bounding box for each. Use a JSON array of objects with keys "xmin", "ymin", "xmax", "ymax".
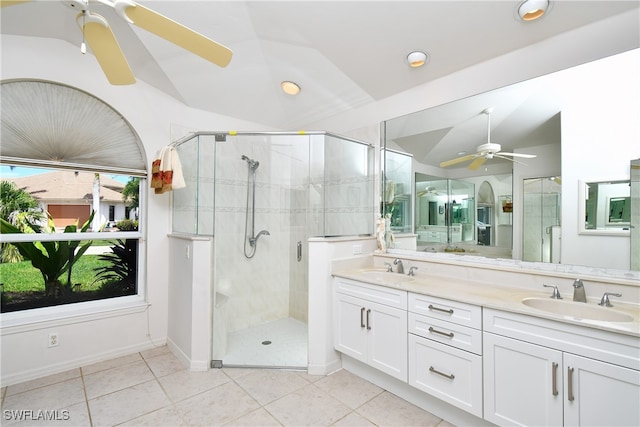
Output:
[
  {"xmin": 579, "ymin": 179, "xmax": 631, "ymax": 235},
  {"xmin": 383, "ymin": 49, "xmax": 639, "ymax": 271}
]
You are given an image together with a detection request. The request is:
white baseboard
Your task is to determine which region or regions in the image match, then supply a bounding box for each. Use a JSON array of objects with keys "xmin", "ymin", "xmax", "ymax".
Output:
[
  {"xmin": 1, "ymin": 337, "xmax": 166, "ymax": 387},
  {"xmin": 307, "ymin": 357, "xmax": 342, "ymax": 376}
]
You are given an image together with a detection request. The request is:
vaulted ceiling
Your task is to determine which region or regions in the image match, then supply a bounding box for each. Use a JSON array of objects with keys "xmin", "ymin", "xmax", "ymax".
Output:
[{"xmin": 2, "ymin": 1, "xmax": 638, "ymax": 131}]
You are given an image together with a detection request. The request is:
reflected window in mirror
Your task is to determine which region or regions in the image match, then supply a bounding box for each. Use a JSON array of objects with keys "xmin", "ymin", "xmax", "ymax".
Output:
[
  {"xmin": 580, "ymin": 179, "xmax": 631, "ymax": 235},
  {"xmin": 381, "ymin": 149, "xmax": 413, "ymax": 233}
]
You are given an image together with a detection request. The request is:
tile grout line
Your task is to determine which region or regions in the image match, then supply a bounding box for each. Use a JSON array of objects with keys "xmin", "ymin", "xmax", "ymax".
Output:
[
  {"xmin": 79, "ymin": 366, "xmax": 94, "ymax": 427},
  {"xmin": 132, "ymin": 350, "xmax": 191, "ymax": 426}
]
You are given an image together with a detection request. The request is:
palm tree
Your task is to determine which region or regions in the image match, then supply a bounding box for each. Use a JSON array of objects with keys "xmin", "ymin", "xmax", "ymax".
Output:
[
  {"xmin": 0, "ymin": 180, "xmax": 45, "ymax": 262},
  {"xmin": 122, "ymin": 177, "xmax": 140, "ymax": 218}
]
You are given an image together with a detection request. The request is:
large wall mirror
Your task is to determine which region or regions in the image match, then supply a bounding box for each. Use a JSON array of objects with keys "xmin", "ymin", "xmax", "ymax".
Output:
[{"xmin": 382, "ymin": 49, "xmax": 640, "ymax": 272}]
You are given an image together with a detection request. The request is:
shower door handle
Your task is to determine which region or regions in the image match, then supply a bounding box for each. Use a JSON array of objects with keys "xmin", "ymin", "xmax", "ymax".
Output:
[{"xmin": 297, "ymin": 241, "xmax": 302, "ymax": 262}]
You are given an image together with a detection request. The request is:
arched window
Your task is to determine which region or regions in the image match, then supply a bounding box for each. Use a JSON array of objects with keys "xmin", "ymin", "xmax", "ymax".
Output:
[{"xmin": 1, "ymin": 80, "xmax": 146, "ymax": 313}]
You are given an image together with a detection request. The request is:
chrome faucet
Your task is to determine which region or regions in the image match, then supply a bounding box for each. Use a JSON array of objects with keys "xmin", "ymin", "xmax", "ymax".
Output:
[
  {"xmin": 408, "ymin": 266, "xmax": 418, "ymax": 276},
  {"xmin": 598, "ymin": 292, "xmax": 622, "ymax": 307},
  {"xmin": 384, "ymin": 262, "xmax": 393, "ymax": 272},
  {"xmin": 393, "ymin": 258, "xmax": 404, "ymax": 274},
  {"xmin": 543, "ymin": 284, "xmax": 562, "ymax": 299},
  {"xmin": 572, "ymin": 279, "xmax": 587, "ymax": 303}
]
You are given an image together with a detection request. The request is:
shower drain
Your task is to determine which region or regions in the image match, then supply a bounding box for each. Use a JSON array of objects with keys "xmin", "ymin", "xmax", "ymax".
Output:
[{"xmin": 262, "ymin": 340, "xmax": 272, "ymax": 345}]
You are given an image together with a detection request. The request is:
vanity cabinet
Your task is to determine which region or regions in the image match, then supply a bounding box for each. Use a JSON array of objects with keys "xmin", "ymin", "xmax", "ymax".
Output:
[
  {"xmin": 483, "ymin": 308, "xmax": 640, "ymax": 427},
  {"xmin": 333, "ymin": 278, "xmax": 408, "ymax": 381},
  {"xmin": 407, "ymin": 294, "xmax": 483, "ymax": 417}
]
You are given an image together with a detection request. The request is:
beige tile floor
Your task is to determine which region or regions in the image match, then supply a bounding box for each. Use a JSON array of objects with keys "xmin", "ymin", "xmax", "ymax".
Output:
[{"xmin": 1, "ymin": 346, "xmax": 455, "ymax": 427}]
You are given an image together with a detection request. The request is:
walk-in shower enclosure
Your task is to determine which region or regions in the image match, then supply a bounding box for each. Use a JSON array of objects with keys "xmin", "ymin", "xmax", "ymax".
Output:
[{"xmin": 172, "ymin": 132, "xmax": 374, "ymax": 368}]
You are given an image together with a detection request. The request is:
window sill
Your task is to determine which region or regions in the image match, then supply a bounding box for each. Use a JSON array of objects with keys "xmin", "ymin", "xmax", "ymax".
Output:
[{"xmin": 0, "ymin": 295, "xmax": 149, "ymax": 335}]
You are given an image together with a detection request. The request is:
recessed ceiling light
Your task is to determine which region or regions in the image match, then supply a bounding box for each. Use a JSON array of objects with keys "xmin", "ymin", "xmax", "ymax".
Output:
[
  {"xmin": 281, "ymin": 81, "xmax": 301, "ymax": 95},
  {"xmin": 517, "ymin": 0, "xmax": 550, "ymax": 21},
  {"xmin": 407, "ymin": 51, "xmax": 428, "ymax": 68}
]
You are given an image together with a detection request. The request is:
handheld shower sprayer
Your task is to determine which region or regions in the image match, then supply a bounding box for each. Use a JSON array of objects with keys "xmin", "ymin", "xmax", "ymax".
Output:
[
  {"xmin": 241, "ymin": 155, "xmax": 260, "ymax": 171},
  {"xmin": 242, "ymin": 154, "xmax": 268, "ymax": 258}
]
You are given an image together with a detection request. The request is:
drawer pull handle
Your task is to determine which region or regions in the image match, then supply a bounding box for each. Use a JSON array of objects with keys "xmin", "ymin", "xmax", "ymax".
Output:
[
  {"xmin": 567, "ymin": 366, "xmax": 575, "ymax": 401},
  {"xmin": 366, "ymin": 309, "xmax": 372, "ymax": 330},
  {"xmin": 552, "ymin": 362, "xmax": 558, "ymax": 396},
  {"xmin": 428, "ymin": 304, "xmax": 454, "ymax": 315},
  {"xmin": 429, "ymin": 366, "xmax": 455, "ymax": 380},
  {"xmin": 360, "ymin": 307, "xmax": 365, "ymax": 328},
  {"xmin": 428, "ymin": 326, "xmax": 454, "ymax": 338}
]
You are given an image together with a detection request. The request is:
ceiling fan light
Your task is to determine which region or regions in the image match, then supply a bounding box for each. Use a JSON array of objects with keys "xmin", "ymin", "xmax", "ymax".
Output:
[
  {"xmin": 281, "ymin": 81, "xmax": 301, "ymax": 95},
  {"xmin": 517, "ymin": 0, "xmax": 549, "ymax": 21},
  {"xmin": 407, "ymin": 51, "xmax": 428, "ymax": 68}
]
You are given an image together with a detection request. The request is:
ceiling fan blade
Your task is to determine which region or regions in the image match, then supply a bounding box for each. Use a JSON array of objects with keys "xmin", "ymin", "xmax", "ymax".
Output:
[
  {"xmin": 0, "ymin": 0, "xmax": 30, "ymax": 7},
  {"xmin": 439, "ymin": 154, "xmax": 477, "ymax": 168},
  {"xmin": 79, "ymin": 12, "xmax": 136, "ymax": 85},
  {"xmin": 497, "ymin": 152, "xmax": 537, "ymax": 159},
  {"xmin": 468, "ymin": 156, "xmax": 487, "ymax": 170},
  {"xmin": 494, "ymin": 153, "xmax": 529, "ymax": 166},
  {"xmin": 115, "ymin": 1, "xmax": 233, "ymax": 68}
]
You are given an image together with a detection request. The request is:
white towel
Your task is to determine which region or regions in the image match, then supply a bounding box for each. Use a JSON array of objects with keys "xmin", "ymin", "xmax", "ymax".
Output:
[{"xmin": 151, "ymin": 146, "xmax": 185, "ymax": 193}]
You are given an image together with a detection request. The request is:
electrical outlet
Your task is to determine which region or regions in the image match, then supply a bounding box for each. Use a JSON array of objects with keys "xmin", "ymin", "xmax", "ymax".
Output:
[{"xmin": 48, "ymin": 333, "xmax": 59, "ymax": 348}]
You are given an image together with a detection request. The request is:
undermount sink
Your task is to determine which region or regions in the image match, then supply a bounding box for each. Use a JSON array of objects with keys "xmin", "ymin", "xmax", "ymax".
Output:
[
  {"xmin": 521, "ymin": 297, "xmax": 634, "ymax": 322},
  {"xmin": 357, "ymin": 270, "xmax": 414, "ymax": 283}
]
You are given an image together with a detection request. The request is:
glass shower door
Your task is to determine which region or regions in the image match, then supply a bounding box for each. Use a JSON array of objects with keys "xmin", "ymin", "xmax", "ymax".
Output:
[
  {"xmin": 523, "ymin": 177, "xmax": 562, "ymax": 263},
  {"xmin": 212, "ymin": 133, "xmax": 310, "ymax": 368}
]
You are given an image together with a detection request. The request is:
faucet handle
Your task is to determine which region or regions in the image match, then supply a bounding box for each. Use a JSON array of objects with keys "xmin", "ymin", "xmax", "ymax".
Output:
[
  {"xmin": 543, "ymin": 284, "xmax": 563, "ymax": 299},
  {"xmin": 408, "ymin": 266, "xmax": 418, "ymax": 276},
  {"xmin": 383, "ymin": 262, "xmax": 393, "ymax": 272},
  {"xmin": 598, "ymin": 292, "xmax": 622, "ymax": 307}
]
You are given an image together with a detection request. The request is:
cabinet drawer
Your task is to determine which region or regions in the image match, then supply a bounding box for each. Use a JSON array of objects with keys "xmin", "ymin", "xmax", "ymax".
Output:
[
  {"xmin": 335, "ymin": 278, "xmax": 407, "ymax": 310},
  {"xmin": 409, "ymin": 312, "xmax": 482, "ymax": 355},
  {"xmin": 409, "ymin": 293, "xmax": 481, "ymax": 329},
  {"xmin": 408, "ymin": 334, "xmax": 483, "ymax": 418}
]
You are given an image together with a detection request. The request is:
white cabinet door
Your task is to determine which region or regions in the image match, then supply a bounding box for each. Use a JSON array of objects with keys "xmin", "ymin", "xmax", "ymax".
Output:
[
  {"xmin": 334, "ymin": 293, "xmax": 368, "ymax": 362},
  {"xmin": 334, "ymin": 290, "xmax": 407, "ymax": 382},
  {"xmin": 563, "ymin": 353, "xmax": 640, "ymax": 427},
  {"xmin": 483, "ymin": 332, "xmax": 563, "ymax": 427},
  {"xmin": 368, "ymin": 300, "xmax": 407, "ymax": 381}
]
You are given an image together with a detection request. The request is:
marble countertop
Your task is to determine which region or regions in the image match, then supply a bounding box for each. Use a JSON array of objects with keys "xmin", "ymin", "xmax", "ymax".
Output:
[{"xmin": 332, "ymin": 267, "xmax": 640, "ymax": 338}]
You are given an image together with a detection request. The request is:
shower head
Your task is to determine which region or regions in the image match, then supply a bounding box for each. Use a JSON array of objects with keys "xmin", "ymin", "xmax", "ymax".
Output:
[{"xmin": 241, "ymin": 155, "xmax": 260, "ymax": 170}]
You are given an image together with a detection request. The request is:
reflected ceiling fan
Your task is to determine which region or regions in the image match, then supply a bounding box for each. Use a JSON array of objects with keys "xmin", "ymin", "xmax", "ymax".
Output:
[
  {"xmin": 1, "ymin": 0, "xmax": 233, "ymax": 85},
  {"xmin": 417, "ymin": 186, "xmax": 442, "ymax": 197},
  {"xmin": 439, "ymin": 108, "xmax": 536, "ymax": 171}
]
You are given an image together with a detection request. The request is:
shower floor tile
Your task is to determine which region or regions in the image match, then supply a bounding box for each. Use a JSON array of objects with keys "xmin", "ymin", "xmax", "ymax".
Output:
[{"xmin": 223, "ymin": 317, "xmax": 307, "ymax": 368}]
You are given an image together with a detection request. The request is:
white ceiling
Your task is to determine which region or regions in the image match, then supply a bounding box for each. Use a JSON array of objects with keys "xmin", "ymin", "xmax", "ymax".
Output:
[{"xmin": 1, "ymin": 0, "xmax": 638, "ymax": 132}]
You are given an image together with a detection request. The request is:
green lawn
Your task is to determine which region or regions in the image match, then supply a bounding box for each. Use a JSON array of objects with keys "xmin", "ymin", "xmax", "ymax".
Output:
[{"xmin": 0, "ymin": 255, "xmax": 111, "ymax": 292}]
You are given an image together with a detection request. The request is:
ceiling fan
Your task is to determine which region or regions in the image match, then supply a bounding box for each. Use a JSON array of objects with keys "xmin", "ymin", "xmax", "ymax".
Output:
[
  {"xmin": 1, "ymin": 0, "xmax": 233, "ymax": 85},
  {"xmin": 439, "ymin": 108, "xmax": 536, "ymax": 171}
]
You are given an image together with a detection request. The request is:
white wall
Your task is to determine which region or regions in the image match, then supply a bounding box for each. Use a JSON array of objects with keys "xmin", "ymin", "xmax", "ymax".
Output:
[{"xmin": 0, "ymin": 35, "xmax": 267, "ymax": 385}]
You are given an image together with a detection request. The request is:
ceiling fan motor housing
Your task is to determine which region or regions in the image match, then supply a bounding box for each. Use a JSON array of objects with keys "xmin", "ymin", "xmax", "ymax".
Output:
[{"xmin": 477, "ymin": 142, "xmax": 501, "ymax": 154}]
